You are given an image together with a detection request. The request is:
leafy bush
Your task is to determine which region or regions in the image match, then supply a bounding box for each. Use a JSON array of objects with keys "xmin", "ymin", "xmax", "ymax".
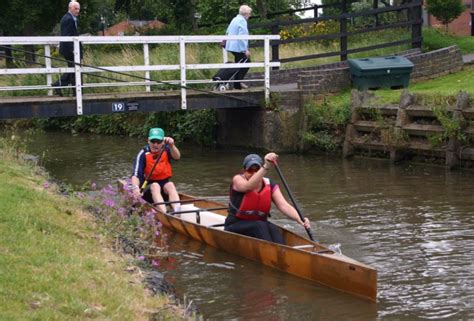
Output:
[
  {"xmin": 305, "ymin": 94, "xmax": 351, "ymax": 129},
  {"xmin": 302, "ymin": 94, "xmax": 351, "ymax": 151},
  {"xmin": 32, "ymin": 109, "xmax": 218, "ymax": 146}
]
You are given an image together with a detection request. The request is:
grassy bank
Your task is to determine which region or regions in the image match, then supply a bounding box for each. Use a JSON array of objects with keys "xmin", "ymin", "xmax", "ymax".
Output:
[
  {"xmin": 423, "ymin": 28, "xmax": 474, "ymax": 54},
  {"xmin": 0, "ymin": 143, "xmax": 180, "ymax": 320}
]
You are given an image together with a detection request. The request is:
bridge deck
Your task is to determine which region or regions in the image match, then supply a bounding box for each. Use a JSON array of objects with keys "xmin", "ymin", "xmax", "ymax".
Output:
[{"xmin": 0, "ymin": 88, "xmax": 266, "ymax": 119}]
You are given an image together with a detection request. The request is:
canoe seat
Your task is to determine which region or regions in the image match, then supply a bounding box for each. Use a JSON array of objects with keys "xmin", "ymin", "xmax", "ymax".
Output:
[{"xmin": 179, "ymin": 204, "xmax": 226, "ymax": 229}]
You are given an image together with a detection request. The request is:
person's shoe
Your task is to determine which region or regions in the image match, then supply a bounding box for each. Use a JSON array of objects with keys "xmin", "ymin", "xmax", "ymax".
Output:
[{"xmin": 240, "ymin": 83, "xmax": 249, "ymax": 89}]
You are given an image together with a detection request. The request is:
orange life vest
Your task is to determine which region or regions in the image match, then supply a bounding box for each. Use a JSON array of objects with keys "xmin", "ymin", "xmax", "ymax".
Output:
[
  {"xmin": 233, "ymin": 178, "xmax": 272, "ymax": 221},
  {"xmin": 144, "ymin": 149, "xmax": 172, "ymax": 181}
]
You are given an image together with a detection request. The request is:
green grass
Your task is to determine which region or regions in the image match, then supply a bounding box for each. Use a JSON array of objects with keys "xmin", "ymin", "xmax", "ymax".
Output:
[
  {"xmin": 423, "ymin": 27, "xmax": 474, "ymax": 54},
  {"xmin": 0, "ymin": 146, "xmax": 179, "ymax": 320},
  {"xmin": 371, "ymin": 65, "xmax": 474, "ymax": 105}
]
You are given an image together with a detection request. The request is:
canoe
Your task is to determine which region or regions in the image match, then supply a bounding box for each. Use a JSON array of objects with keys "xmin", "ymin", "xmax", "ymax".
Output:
[{"xmin": 119, "ymin": 182, "xmax": 377, "ymax": 301}]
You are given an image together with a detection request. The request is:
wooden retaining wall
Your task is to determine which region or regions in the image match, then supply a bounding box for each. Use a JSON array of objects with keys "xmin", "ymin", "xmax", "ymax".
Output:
[{"xmin": 343, "ymin": 90, "xmax": 474, "ymax": 169}]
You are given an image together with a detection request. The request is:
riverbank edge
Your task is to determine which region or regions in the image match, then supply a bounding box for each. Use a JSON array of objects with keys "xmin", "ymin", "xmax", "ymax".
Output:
[{"xmin": 0, "ymin": 150, "xmax": 184, "ymax": 320}]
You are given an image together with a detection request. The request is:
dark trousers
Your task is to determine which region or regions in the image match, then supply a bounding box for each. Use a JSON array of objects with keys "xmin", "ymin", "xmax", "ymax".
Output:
[
  {"xmin": 58, "ymin": 50, "xmax": 76, "ymax": 87},
  {"xmin": 230, "ymin": 51, "xmax": 250, "ymax": 89},
  {"xmin": 225, "ymin": 220, "xmax": 284, "ymax": 244}
]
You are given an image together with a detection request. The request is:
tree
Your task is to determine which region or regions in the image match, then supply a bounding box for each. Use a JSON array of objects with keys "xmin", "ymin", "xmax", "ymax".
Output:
[{"xmin": 426, "ymin": 0, "xmax": 464, "ymax": 32}]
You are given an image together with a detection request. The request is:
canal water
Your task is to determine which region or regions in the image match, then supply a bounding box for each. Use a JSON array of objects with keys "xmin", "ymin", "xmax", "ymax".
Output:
[{"xmin": 26, "ymin": 131, "xmax": 474, "ymax": 321}]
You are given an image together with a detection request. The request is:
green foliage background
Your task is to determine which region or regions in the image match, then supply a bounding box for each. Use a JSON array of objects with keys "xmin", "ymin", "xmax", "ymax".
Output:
[{"xmin": 32, "ymin": 109, "xmax": 218, "ymax": 146}]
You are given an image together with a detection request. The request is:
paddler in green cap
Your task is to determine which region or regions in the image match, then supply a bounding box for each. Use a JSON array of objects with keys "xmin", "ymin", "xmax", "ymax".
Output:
[{"xmin": 131, "ymin": 127, "xmax": 181, "ymax": 213}]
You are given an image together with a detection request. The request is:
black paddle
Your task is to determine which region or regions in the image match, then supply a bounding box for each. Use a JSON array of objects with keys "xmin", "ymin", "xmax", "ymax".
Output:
[
  {"xmin": 140, "ymin": 143, "xmax": 168, "ymax": 193},
  {"xmin": 273, "ymin": 161, "xmax": 316, "ymax": 242}
]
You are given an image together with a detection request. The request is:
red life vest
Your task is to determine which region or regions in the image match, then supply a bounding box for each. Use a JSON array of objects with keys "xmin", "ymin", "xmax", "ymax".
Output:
[
  {"xmin": 235, "ymin": 178, "xmax": 272, "ymax": 221},
  {"xmin": 144, "ymin": 149, "xmax": 172, "ymax": 181}
]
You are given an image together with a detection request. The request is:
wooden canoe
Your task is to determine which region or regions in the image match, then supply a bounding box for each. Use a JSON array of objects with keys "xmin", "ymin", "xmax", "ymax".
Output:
[{"xmin": 119, "ymin": 182, "xmax": 377, "ymax": 301}]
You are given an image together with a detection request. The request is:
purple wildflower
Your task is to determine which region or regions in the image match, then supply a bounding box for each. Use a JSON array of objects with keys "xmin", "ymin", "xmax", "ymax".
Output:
[
  {"xmin": 103, "ymin": 199, "xmax": 116, "ymax": 208},
  {"xmin": 117, "ymin": 207, "xmax": 126, "ymax": 217},
  {"xmin": 137, "ymin": 256, "xmax": 145, "ymax": 261},
  {"xmin": 43, "ymin": 181, "xmax": 50, "ymax": 189},
  {"xmin": 102, "ymin": 185, "xmax": 116, "ymax": 196},
  {"xmin": 152, "ymin": 259, "xmax": 160, "ymax": 267},
  {"xmin": 91, "ymin": 182, "xmax": 97, "ymax": 190}
]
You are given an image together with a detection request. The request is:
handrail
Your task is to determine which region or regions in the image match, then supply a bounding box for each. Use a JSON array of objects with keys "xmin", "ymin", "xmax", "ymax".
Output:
[{"xmin": 0, "ymin": 34, "xmax": 280, "ymax": 115}]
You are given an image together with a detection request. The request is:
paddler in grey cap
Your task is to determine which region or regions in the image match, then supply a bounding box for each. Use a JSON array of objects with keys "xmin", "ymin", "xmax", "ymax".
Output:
[{"xmin": 225, "ymin": 152, "xmax": 311, "ymax": 244}]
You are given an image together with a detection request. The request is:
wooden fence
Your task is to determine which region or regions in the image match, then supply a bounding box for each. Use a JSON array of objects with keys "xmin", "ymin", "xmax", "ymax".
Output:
[{"xmin": 247, "ymin": 0, "xmax": 422, "ymax": 65}]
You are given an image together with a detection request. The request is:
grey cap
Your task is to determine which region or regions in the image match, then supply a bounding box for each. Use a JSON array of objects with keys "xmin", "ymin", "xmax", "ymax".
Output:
[{"xmin": 243, "ymin": 154, "xmax": 263, "ymax": 170}]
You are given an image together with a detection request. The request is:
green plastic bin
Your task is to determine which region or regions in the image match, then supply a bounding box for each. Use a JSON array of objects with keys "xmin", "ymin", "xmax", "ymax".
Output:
[{"xmin": 348, "ymin": 56, "xmax": 414, "ymax": 91}]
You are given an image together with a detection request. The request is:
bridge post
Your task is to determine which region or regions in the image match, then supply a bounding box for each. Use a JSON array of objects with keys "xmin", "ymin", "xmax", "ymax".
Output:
[
  {"xmin": 179, "ymin": 36, "xmax": 187, "ymax": 110},
  {"xmin": 264, "ymin": 36, "xmax": 270, "ymax": 103},
  {"xmin": 73, "ymin": 37, "xmax": 83, "ymax": 115},
  {"xmin": 44, "ymin": 45, "xmax": 53, "ymax": 96},
  {"xmin": 143, "ymin": 43, "xmax": 151, "ymax": 92}
]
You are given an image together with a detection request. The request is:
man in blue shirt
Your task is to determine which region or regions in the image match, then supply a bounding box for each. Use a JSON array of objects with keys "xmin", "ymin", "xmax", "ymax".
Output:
[{"xmin": 225, "ymin": 5, "xmax": 252, "ymax": 90}]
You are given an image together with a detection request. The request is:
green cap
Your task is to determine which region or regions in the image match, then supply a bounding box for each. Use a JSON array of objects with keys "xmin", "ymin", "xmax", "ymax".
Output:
[{"xmin": 148, "ymin": 128, "xmax": 164, "ymax": 140}]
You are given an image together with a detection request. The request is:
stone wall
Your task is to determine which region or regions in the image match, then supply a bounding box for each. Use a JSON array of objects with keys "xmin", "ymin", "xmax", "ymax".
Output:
[
  {"xmin": 216, "ymin": 91, "xmax": 303, "ymax": 152},
  {"xmin": 409, "ymin": 46, "xmax": 464, "ymax": 80}
]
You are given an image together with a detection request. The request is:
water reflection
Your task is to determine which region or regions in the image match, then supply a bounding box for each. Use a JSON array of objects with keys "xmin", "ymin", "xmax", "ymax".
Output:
[
  {"xmin": 25, "ymin": 131, "xmax": 474, "ymax": 320},
  {"xmin": 164, "ymin": 233, "xmax": 378, "ymax": 321}
]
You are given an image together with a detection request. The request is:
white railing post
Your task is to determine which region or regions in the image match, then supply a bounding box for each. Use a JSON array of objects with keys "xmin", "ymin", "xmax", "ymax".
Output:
[
  {"xmin": 73, "ymin": 37, "xmax": 83, "ymax": 115},
  {"xmin": 264, "ymin": 36, "xmax": 270, "ymax": 103},
  {"xmin": 44, "ymin": 45, "xmax": 52, "ymax": 96},
  {"xmin": 143, "ymin": 43, "xmax": 151, "ymax": 92},
  {"xmin": 179, "ymin": 36, "xmax": 187, "ymax": 110}
]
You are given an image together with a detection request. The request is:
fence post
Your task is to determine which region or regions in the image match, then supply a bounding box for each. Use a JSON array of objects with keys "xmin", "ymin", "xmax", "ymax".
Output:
[
  {"xmin": 373, "ymin": 0, "xmax": 379, "ymax": 27},
  {"xmin": 313, "ymin": 5, "xmax": 319, "ymax": 18},
  {"xmin": 73, "ymin": 37, "xmax": 83, "ymax": 115},
  {"xmin": 410, "ymin": 0, "xmax": 423, "ymax": 49},
  {"xmin": 340, "ymin": 0, "xmax": 348, "ymax": 61},
  {"xmin": 271, "ymin": 22, "xmax": 280, "ymax": 70}
]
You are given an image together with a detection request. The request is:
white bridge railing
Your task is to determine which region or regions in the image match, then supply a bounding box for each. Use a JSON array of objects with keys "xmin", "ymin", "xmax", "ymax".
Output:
[{"xmin": 0, "ymin": 35, "xmax": 280, "ymax": 115}]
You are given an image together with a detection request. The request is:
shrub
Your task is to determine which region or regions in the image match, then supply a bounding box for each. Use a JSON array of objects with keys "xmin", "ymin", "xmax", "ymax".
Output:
[{"xmin": 426, "ymin": 0, "xmax": 464, "ymax": 32}]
